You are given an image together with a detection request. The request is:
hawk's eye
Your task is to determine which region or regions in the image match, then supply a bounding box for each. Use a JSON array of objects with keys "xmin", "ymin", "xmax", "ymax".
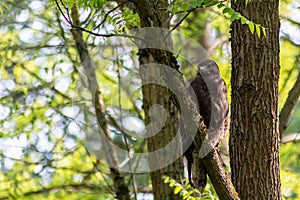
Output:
[{"xmin": 198, "ymin": 66, "xmax": 209, "ymax": 73}]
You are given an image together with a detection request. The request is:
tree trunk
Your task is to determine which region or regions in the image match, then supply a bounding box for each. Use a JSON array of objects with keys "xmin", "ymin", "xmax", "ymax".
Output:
[
  {"xmin": 134, "ymin": 1, "xmax": 184, "ymax": 199},
  {"xmin": 230, "ymin": 0, "xmax": 281, "ymax": 199},
  {"xmin": 70, "ymin": 6, "xmax": 130, "ymax": 200}
]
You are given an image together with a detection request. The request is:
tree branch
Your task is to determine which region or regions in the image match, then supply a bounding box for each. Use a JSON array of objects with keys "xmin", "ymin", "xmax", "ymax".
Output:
[
  {"xmin": 69, "ymin": 5, "xmax": 131, "ymax": 200},
  {"xmin": 281, "ymin": 133, "xmax": 300, "ymax": 143},
  {"xmin": 165, "ymin": 0, "xmax": 223, "ymax": 42},
  {"xmin": 169, "ymin": 8, "xmax": 196, "ymax": 33},
  {"xmin": 164, "ymin": 65, "xmax": 240, "ymax": 199},
  {"xmin": 22, "ymin": 184, "xmax": 109, "ymax": 197},
  {"xmin": 55, "ymin": 0, "xmax": 145, "ymax": 42},
  {"xmin": 279, "ymin": 61, "xmax": 300, "ymax": 139},
  {"xmin": 281, "ymin": 16, "xmax": 300, "ymax": 26},
  {"xmin": 93, "ymin": 2, "xmax": 126, "ymax": 30},
  {"xmin": 203, "ymin": 149, "xmax": 239, "ymax": 199}
]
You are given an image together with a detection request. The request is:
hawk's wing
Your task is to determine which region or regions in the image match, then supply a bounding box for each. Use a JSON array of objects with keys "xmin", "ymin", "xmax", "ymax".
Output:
[{"xmin": 181, "ymin": 59, "xmax": 229, "ymax": 190}]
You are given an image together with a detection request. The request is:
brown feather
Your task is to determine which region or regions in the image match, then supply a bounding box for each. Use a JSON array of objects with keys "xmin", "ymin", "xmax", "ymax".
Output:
[{"xmin": 181, "ymin": 59, "xmax": 229, "ymax": 190}]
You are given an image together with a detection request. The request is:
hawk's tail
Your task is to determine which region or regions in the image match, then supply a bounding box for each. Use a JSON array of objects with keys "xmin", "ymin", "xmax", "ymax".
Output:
[{"xmin": 192, "ymin": 157, "xmax": 208, "ymax": 191}]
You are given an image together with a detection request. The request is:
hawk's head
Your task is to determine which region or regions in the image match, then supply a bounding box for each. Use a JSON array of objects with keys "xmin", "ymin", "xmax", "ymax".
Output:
[{"xmin": 198, "ymin": 59, "xmax": 221, "ymax": 77}]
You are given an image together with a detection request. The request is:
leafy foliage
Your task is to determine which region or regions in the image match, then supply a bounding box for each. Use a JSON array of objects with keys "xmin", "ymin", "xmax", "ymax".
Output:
[
  {"xmin": 0, "ymin": 1, "xmax": 144, "ymax": 198},
  {"xmin": 218, "ymin": 2, "xmax": 266, "ymax": 38},
  {"xmin": 167, "ymin": 0, "xmax": 266, "ymax": 38},
  {"xmin": 162, "ymin": 176, "xmax": 217, "ymax": 200},
  {"xmin": 281, "ymin": 143, "xmax": 300, "ymax": 199},
  {"xmin": 0, "ymin": 0, "xmax": 299, "ymax": 199}
]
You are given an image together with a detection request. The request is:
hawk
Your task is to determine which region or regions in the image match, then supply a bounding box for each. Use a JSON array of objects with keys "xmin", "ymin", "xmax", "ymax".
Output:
[{"xmin": 180, "ymin": 59, "xmax": 229, "ymax": 190}]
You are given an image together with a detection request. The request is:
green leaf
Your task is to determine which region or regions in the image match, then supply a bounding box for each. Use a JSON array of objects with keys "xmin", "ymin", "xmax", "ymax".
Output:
[
  {"xmin": 203, "ymin": 0, "xmax": 209, "ymax": 6},
  {"xmin": 262, "ymin": 27, "xmax": 267, "ymax": 37},
  {"xmin": 240, "ymin": 16, "xmax": 247, "ymax": 24},
  {"xmin": 169, "ymin": 179, "xmax": 176, "ymax": 187},
  {"xmin": 248, "ymin": 22, "xmax": 255, "ymax": 34},
  {"xmin": 256, "ymin": 24, "xmax": 261, "ymax": 38},
  {"xmin": 217, "ymin": 2, "xmax": 225, "ymax": 8},
  {"xmin": 180, "ymin": 190, "xmax": 188, "ymax": 197},
  {"xmin": 166, "ymin": 5, "xmax": 172, "ymax": 12},
  {"xmin": 230, "ymin": 12, "xmax": 241, "ymax": 22},
  {"xmin": 0, "ymin": 1, "xmax": 10, "ymax": 14},
  {"xmin": 222, "ymin": 7, "xmax": 229, "ymax": 14},
  {"xmin": 163, "ymin": 176, "xmax": 170, "ymax": 183},
  {"xmin": 173, "ymin": 5, "xmax": 179, "ymax": 13},
  {"xmin": 181, "ymin": 2, "xmax": 188, "ymax": 11},
  {"xmin": 174, "ymin": 185, "xmax": 182, "ymax": 194},
  {"xmin": 64, "ymin": 0, "xmax": 74, "ymax": 8},
  {"xmin": 190, "ymin": 0, "xmax": 199, "ymax": 8},
  {"xmin": 223, "ymin": 7, "xmax": 233, "ymax": 15}
]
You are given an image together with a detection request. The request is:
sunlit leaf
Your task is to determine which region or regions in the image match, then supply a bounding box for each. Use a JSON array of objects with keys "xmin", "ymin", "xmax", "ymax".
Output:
[
  {"xmin": 256, "ymin": 24, "xmax": 261, "ymax": 38},
  {"xmin": 230, "ymin": 12, "xmax": 241, "ymax": 22},
  {"xmin": 262, "ymin": 27, "xmax": 267, "ymax": 37},
  {"xmin": 248, "ymin": 21, "xmax": 255, "ymax": 34},
  {"xmin": 174, "ymin": 185, "xmax": 182, "ymax": 194},
  {"xmin": 163, "ymin": 176, "xmax": 170, "ymax": 183},
  {"xmin": 241, "ymin": 16, "xmax": 247, "ymax": 24},
  {"xmin": 169, "ymin": 179, "xmax": 176, "ymax": 187},
  {"xmin": 223, "ymin": 7, "xmax": 233, "ymax": 15}
]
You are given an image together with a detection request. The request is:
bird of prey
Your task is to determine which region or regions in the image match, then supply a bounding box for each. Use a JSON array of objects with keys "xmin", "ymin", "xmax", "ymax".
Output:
[{"xmin": 181, "ymin": 59, "xmax": 229, "ymax": 190}]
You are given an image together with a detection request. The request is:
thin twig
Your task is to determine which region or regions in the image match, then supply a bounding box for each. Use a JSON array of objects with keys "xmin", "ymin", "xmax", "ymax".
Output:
[
  {"xmin": 55, "ymin": 0, "xmax": 71, "ymax": 24},
  {"xmin": 93, "ymin": 2, "xmax": 127, "ymax": 30},
  {"xmin": 163, "ymin": 8, "xmax": 196, "ymax": 41},
  {"xmin": 60, "ymin": 0, "xmax": 72, "ymax": 24},
  {"xmin": 168, "ymin": 0, "xmax": 222, "ymax": 34},
  {"xmin": 55, "ymin": 0, "xmax": 145, "ymax": 42},
  {"xmin": 281, "ymin": 132, "xmax": 300, "ymax": 143},
  {"xmin": 171, "ymin": 8, "xmax": 195, "ymax": 33},
  {"xmin": 279, "ymin": 57, "xmax": 300, "ymax": 138},
  {"xmin": 116, "ymin": 56, "xmax": 138, "ymax": 199}
]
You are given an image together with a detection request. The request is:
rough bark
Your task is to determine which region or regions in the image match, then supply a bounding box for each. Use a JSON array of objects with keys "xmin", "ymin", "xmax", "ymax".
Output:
[
  {"xmin": 164, "ymin": 64, "xmax": 239, "ymax": 199},
  {"xmin": 70, "ymin": 6, "xmax": 130, "ymax": 200},
  {"xmin": 230, "ymin": 0, "xmax": 281, "ymax": 199},
  {"xmin": 141, "ymin": 79, "xmax": 183, "ymax": 200},
  {"xmin": 120, "ymin": 1, "xmax": 239, "ymax": 199},
  {"xmin": 202, "ymin": 149, "xmax": 239, "ymax": 199},
  {"xmin": 133, "ymin": 1, "xmax": 184, "ymax": 199},
  {"xmin": 108, "ymin": 1, "xmax": 239, "ymax": 199}
]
